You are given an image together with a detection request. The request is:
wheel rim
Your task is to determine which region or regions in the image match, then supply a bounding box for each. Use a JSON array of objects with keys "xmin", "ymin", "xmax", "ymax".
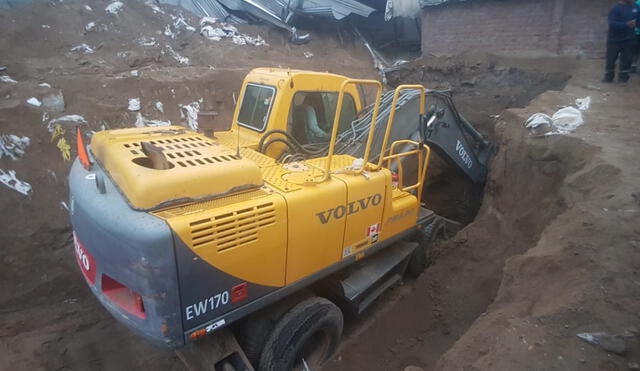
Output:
[{"xmin": 293, "ymin": 328, "xmax": 332, "ymax": 371}]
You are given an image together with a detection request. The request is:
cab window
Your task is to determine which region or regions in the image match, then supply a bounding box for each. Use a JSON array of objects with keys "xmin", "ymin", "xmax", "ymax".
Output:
[
  {"xmin": 288, "ymin": 92, "xmax": 358, "ymax": 145},
  {"xmin": 237, "ymin": 83, "xmax": 276, "ymax": 132}
]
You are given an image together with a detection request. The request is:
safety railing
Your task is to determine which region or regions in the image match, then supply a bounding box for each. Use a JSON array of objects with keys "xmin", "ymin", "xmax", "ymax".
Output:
[
  {"xmin": 322, "ymin": 79, "xmax": 383, "ymax": 182},
  {"xmin": 322, "ymin": 82, "xmax": 430, "ymax": 200},
  {"xmin": 384, "ymin": 140, "xmax": 431, "ymax": 202}
]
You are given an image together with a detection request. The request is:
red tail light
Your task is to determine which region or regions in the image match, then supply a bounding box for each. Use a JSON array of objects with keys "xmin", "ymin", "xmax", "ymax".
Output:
[
  {"xmin": 101, "ymin": 274, "xmax": 146, "ymax": 319},
  {"xmin": 76, "ymin": 127, "xmax": 91, "ymax": 170}
]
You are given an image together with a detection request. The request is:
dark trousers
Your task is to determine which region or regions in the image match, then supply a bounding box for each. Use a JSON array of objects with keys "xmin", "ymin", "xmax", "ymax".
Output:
[{"xmin": 605, "ymin": 40, "xmax": 636, "ymax": 82}]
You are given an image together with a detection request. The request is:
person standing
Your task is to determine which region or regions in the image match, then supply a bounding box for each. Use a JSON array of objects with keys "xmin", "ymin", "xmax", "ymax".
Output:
[
  {"xmin": 605, "ymin": 0, "xmax": 640, "ymax": 83},
  {"xmin": 633, "ymin": 0, "xmax": 640, "ymax": 73}
]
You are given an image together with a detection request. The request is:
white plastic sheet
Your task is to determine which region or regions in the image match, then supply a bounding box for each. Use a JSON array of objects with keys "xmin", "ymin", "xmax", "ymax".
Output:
[
  {"xmin": 128, "ymin": 98, "xmax": 141, "ymax": 111},
  {"xmin": 0, "ymin": 135, "xmax": 30, "ymax": 160},
  {"xmin": 106, "ymin": 1, "xmax": 123, "ymax": 15},
  {"xmin": 0, "ymin": 169, "xmax": 32, "ymax": 196},
  {"xmin": 134, "ymin": 113, "xmax": 171, "ymax": 127},
  {"xmin": 180, "ymin": 101, "xmax": 201, "ymax": 131}
]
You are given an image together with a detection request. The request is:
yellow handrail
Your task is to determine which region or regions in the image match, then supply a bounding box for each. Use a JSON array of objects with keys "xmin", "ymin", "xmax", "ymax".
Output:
[
  {"xmin": 385, "ymin": 140, "xmax": 431, "ymax": 202},
  {"xmin": 374, "ymin": 85, "xmax": 426, "ymax": 170},
  {"xmin": 322, "ymin": 79, "xmax": 383, "ymax": 182}
]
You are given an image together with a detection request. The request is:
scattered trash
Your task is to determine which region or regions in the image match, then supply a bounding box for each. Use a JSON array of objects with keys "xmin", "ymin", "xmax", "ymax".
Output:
[
  {"xmin": 155, "ymin": 101, "xmax": 164, "ymax": 113},
  {"xmin": 85, "ymin": 22, "xmax": 96, "ymax": 32},
  {"xmin": 0, "ymin": 75, "xmax": 17, "ymax": 84},
  {"xmin": 0, "ymin": 169, "xmax": 32, "ymax": 196},
  {"xmin": 60, "ymin": 200, "xmax": 69, "ymax": 212},
  {"xmin": 145, "ymin": 0, "xmax": 165, "ymax": 14},
  {"xmin": 130, "ymin": 70, "xmax": 139, "ymax": 77},
  {"xmin": 0, "ymin": 66, "xmax": 6, "ymax": 71},
  {"xmin": 136, "ymin": 37, "xmax": 157, "ymax": 46},
  {"xmin": 525, "ymin": 107, "xmax": 584, "ymax": 136},
  {"xmin": 42, "ymin": 90, "xmax": 65, "ymax": 113},
  {"xmin": 575, "ymin": 96, "xmax": 591, "ymax": 111},
  {"xmin": 164, "ymin": 24, "xmax": 177, "ymax": 39},
  {"xmin": 577, "ymin": 332, "xmax": 627, "ymax": 356},
  {"xmin": 105, "ymin": 1, "xmax": 124, "ymax": 16},
  {"xmin": 551, "ymin": 107, "xmax": 584, "ymax": 134},
  {"xmin": 0, "ymin": 135, "xmax": 30, "ymax": 160},
  {"xmin": 134, "ymin": 113, "xmax": 171, "ymax": 128},
  {"xmin": 39, "ymin": 82, "xmax": 51, "ymax": 88},
  {"xmin": 42, "ymin": 25, "xmax": 51, "ymax": 29},
  {"xmin": 128, "ymin": 98, "xmax": 141, "ymax": 111},
  {"xmin": 27, "ymin": 97, "xmax": 42, "ymax": 107},
  {"xmin": 199, "ymin": 18, "xmax": 267, "ymax": 46},
  {"xmin": 47, "ymin": 115, "xmax": 87, "ymax": 132},
  {"xmin": 180, "ymin": 100, "xmax": 201, "ymax": 131},
  {"xmin": 173, "ymin": 15, "xmax": 196, "ymax": 32},
  {"xmin": 163, "ymin": 45, "xmax": 190, "ymax": 65},
  {"xmin": 303, "ymin": 51, "xmax": 314, "ymax": 59},
  {"xmin": 84, "ymin": 5, "xmax": 93, "ymax": 12},
  {"xmin": 70, "ymin": 43, "xmax": 95, "ymax": 54}
]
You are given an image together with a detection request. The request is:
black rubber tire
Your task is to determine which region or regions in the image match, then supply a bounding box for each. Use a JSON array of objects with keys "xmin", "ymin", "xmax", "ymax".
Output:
[
  {"xmin": 258, "ymin": 297, "xmax": 343, "ymax": 371},
  {"xmin": 237, "ymin": 293, "xmax": 310, "ymax": 368},
  {"xmin": 406, "ymin": 219, "xmax": 444, "ymax": 277}
]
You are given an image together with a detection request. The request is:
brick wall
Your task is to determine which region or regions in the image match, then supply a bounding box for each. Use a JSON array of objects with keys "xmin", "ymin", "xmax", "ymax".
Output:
[{"xmin": 422, "ymin": 0, "xmax": 612, "ymax": 58}]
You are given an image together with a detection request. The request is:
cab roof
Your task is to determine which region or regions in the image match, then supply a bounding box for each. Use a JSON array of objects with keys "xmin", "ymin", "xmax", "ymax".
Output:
[{"xmin": 246, "ymin": 68, "xmax": 350, "ymax": 86}]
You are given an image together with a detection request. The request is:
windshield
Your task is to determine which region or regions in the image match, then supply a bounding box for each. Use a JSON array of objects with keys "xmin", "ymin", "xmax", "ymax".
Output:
[{"xmin": 237, "ymin": 83, "xmax": 276, "ymax": 132}]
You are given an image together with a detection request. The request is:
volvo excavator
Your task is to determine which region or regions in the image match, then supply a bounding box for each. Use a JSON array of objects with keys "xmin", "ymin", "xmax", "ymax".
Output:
[{"xmin": 68, "ymin": 68, "xmax": 493, "ymax": 371}]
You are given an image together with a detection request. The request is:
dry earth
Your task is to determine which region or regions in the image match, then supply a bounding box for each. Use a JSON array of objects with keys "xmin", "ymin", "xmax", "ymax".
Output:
[{"xmin": 1, "ymin": 1, "xmax": 640, "ymax": 371}]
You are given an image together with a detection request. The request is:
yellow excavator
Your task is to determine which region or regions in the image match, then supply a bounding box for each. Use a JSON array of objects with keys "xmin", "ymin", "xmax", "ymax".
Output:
[{"xmin": 68, "ymin": 68, "xmax": 492, "ymax": 371}]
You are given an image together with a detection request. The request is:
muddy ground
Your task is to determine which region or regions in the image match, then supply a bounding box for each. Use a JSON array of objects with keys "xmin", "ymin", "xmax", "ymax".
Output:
[{"xmin": 2, "ymin": 1, "xmax": 640, "ymax": 371}]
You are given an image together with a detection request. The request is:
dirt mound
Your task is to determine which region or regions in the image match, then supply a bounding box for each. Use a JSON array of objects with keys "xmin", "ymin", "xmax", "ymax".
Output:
[{"xmin": 329, "ymin": 60, "xmax": 640, "ymax": 371}]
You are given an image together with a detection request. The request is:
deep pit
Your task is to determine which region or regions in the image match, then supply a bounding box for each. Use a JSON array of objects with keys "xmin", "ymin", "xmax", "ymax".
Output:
[{"xmin": 326, "ymin": 54, "xmax": 588, "ymax": 371}]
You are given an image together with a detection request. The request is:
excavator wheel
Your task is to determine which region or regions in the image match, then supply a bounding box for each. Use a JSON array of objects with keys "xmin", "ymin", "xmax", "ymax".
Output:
[
  {"xmin": 406, "ymin": 218, "xmax": 445, "ymax": 277},
  {"xmin": 258, "ymin": 297, "xmax": 343, "ymax": 371}
]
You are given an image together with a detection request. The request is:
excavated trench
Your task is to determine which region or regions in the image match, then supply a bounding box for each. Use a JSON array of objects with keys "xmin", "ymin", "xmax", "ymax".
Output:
[{"xmin": 326, "ymin": 55, "xmax": 579, "ymax": 371}]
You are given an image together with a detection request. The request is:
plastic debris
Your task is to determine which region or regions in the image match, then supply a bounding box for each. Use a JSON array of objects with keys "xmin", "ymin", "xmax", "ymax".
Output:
[
  {"xmin": 199, "ymin": 19, "xmax": 267, "ymax": 46},
  {"xmin": 42, "ymin": 25, "xmax": 51, "ymax": 29},
  {"xmin": 164, "ymin": 45, "xmax": 189, "ymax": 65},
  {"xmin": 47, "ymin": 115, "xmax": 87, "ymax": 132},
  {"xmin": 304, "ymin": 51, "xmax": 314, "ymax": 59},
  {"xmin": 70, "ymin": 44, "xmax": 95, "ymax": 54},
  {"xmin": 128, "ymin": 98, "xmax": 141, "ymax": 111},
  {"xmin": 577, "ymin": 332, "xmax": 628, "ymax": 356},
  {"xmin": 130, "ymin": 70, "xmax": 139, "ymax": 77},
  {"xmin": 0, "ymin": 66, "xmax": 6, "ymax": 71},
  {"xmin": 164, "ymin": 24, "xmax": 177, "ymax": 39},
  {"xmin": 525, "ymin": 107, "xmax": 584, "ymax": 136},
  {"xmin": 155, "ymin": 101, "xmax": 164, "ymax": 113},
  {"xmin": 180, "ymin": 101, "xmax": 201, "ymax": 131},
  {"xmin": 0, "ymin": 75, "xmax": 17, "ymax": 84},
  {"xmin": 145, "ymin": 0, "xmax": 165, "ymax": 14},
  {"xmin": 0, "ymin": 169, "xmax": 32, "ymax": 196},
  {"xmin": 575, "ymin": 97, "xmax": 591, "ymax": 111},
  {"xmin": 173, "ymin": 15, "xmax": 196, "ymax": 32},
  {"xmin": 134, "ymin": 113, "xmax": 171, "ymax": 128},
  {"xmin": 39, "ymin": 82, "xmax": 51, "ymax": 88},
  {"xmin": 85, "ymin": 22, "xmax": 96, "ymax": 32},
  {"xmin": 551, "ymin": 107, "xmax": 584, "ymax": 134},
  {"xmin": 84, "ymin": 5, "xmax": 93, "ymax": 12},
  {"xmin": 27, "ymin": 97, "xmax": 42, "ymax": 107},
  {"xmin": 137, "ymin": 37, "xmax": 157, "ymax": 46},
  {"xmin": 0, "ymin": 135, "xmax": 30, "ymax": 160},
  {"xmin": 105, "ymin": 1, "xmax": 124, "ymax": 15}
]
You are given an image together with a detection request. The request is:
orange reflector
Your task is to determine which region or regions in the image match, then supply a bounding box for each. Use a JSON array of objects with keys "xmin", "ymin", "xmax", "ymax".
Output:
[
  {"xmin": 190, "ymin": 329, "xmax": 206, "ymax": 340},
  {"xmin": 76, "ymin": 127, "xmax": 91, "ymax": 170}
]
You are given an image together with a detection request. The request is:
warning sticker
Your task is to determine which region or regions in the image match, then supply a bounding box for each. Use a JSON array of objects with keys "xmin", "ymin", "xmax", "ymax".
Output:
[
  {"xmin": 342, "ymin": 246, "xmax": 352, "ymax": 258},
  {"xmin": 367, "ymin": 223, "xmax": 380, "ymax": 243}
]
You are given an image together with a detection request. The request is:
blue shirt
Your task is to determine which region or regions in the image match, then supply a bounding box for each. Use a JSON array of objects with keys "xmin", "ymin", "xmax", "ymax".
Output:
[{"xmin": 608, "ymin": 2, "xmax": 640, "ymax": 43}]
